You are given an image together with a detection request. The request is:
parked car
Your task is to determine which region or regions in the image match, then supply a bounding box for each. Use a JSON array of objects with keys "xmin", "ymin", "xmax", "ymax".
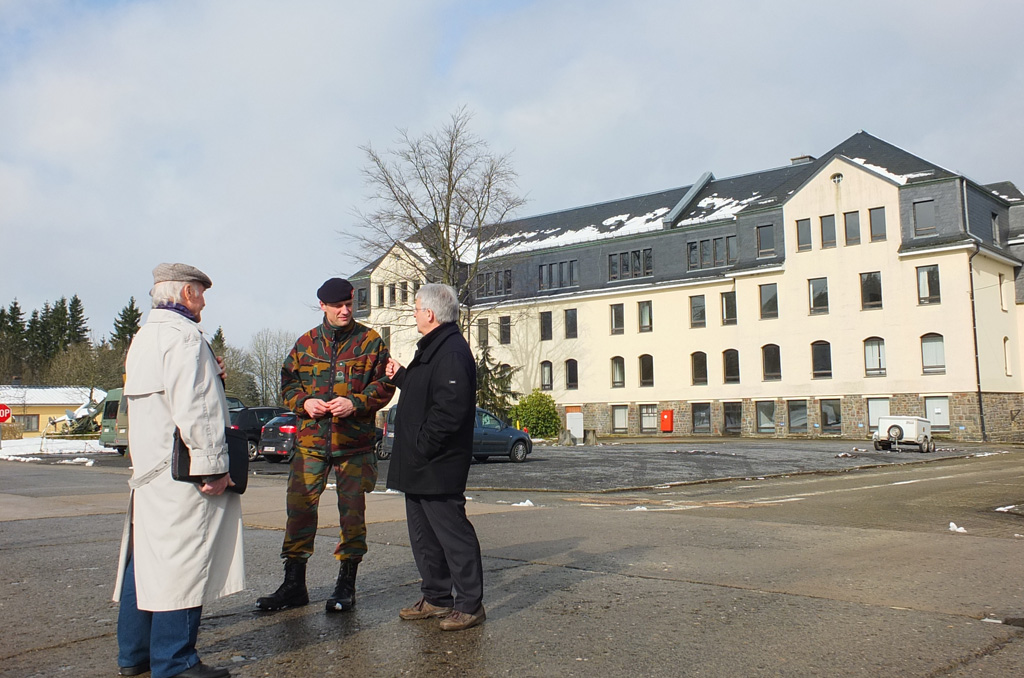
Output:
[
  {"xmin": 379, "ymin": 406, "xmax": 532, "ymax": 463},
  {"xmin": 872, "ymin": 415, "xmax": 935, "ymax": 452},
  {"xmin": 258, "ymin": 413, "xmax": 298, "ymax": 463},
  {"xmin": 230, "ymin": 406, "xmax": 288, "ymax": 460}
]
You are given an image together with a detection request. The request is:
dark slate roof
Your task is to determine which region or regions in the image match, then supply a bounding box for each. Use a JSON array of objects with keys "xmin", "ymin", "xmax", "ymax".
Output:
[
  {"xmin": 671, "ymin": 164, "xmax": 809, "ymax": 226},
  {"xmin": 983, "ymin": 181, "xmax": 1023, "ymax": 204}
]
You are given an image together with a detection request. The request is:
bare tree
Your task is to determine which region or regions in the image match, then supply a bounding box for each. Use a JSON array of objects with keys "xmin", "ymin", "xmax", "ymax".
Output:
[
  {"xmin": 246, "ymin": 329, "xmax": 295, "ymax": 407},
  {"xmin": 353, "ymin": 106, "xmax": 527, "ymax": 323}
]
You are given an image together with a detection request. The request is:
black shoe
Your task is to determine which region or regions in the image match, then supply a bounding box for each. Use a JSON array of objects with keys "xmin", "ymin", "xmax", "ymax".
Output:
[
  {"xmin": 256, "ymin": 559, "xmax": 309, "ymax": 611},
  {"xmin": 118, "ymin": 663, "xmax": 150, "ymax": 676},
  {"xmin": 170, "ymin": 662, "xmax": 230, "ymax": 678},
  {"xmin": 325, "ymin": 559, "xmax": 359, "ymax": 613}
]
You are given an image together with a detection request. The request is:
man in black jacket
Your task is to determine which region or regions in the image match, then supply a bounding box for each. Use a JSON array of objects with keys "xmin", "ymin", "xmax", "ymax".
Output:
[{"xmin": 385, "ymin": 283, "xmax": 484, "ymax": 631}]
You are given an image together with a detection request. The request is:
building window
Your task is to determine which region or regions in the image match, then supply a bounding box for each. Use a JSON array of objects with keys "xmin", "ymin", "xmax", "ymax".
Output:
[
  {"xmin": 992, "ymin": 212, "xmax": 1000, "ymax": 245},
  {"xmin": 691, "ymin": 352, "xmax": 708, "ymax": 386},
  {"xmin": 381, "ymin": 326, "xmax": 391, "ymax": 347},
  {"xmin": 376, "ymin": 285, "xmax": 385, "ymax": 308},
  {"xmin": 640, "ymin": 404, "xmax": 658, "ymax": 433},
  {"xmin": 820, "ymin": 399, "xmax": 842, "ymax": 434},
  {"xmin": 356, "ymin": 287, "xmax": 368, "ymax": 311},
  {"xmin": 638, "ymin": 301, "xmax": 653, "ymax": 332},
  {"xmin": 611, "ymin": 356, "xmax": 625, "ymax": 388},
  {"xmin": 755, "ymin": 401, "xmax": 775, "ymax": 434},
  {"xmin": 921, "ymin": 333, "xmax": 945, "ymax": 374},
  {"xmin": 721, "ymin": 291, "xmax": 737, "ymax": 325},
  {"xmin": 565, "ymin": 308, "xmax": 578, "ymax": 339},
  {"xmin": 610, "ymin": 304, "xmax": 624, "ymax": 335},
  {"xmin": 540, "ymin": 311, "xmax": 552, "ymax": 341},
  {"xmin": 917, "ymin": 265, "xmax": 940, "ymax": 304},
  {"xmin": 726, "ymin": 235, "xmax": 738, "ymax": 264},
  {"xmin": 713, "ymin": 237, "xmax": 725, "ymax": 266},
  {"xmin": 924, "ymin": 396, "xmax": 949, "ymax": 432},
  {"xmin": 914, "ymin": 200, "xmax": 937, "ymax": 235},
  {"xmin": 565, "ymin": 359, "xmax": 578, "ymax": 390},
  {"xmin": 639, "ymin": 354, "xmax": 654, "ymax": 387},
  {"xmin": 700, "ymin": 240, "xmax": 711, "ymax": 268},
  {"xmin": 477, "ymin": 318, "xmax": 488, "ymax": 349},
  {"xmin": 609, "ymin": 249, "xmax": 652, "ymax": 279},
  {"xmin": 762, "ymin": 344, "xmax": 781, "ymax": 381},
  {"xmin": 760, "ymin": 283, "xmax": 778, "ymax": 319},
  {"xmin": 796, "ymin": 219, "xmax": 811, "ymax": 251},
  {"xmin": 388, "ymin": 284, "xmax": 396, "ymax": 306},
  {"xmin": 477, "ymin": 269, "xmax": 513, "ymax": 298},
  {"xmin": 687, "ymin": 243, "xmax": 698, "ymax": 271},
  {"xmin": 11, "ymin": 414, "xmax": 39, "ymax": 432},
  {"xmin": 860, "ymin": 272, "xmax": 882, "ymax": 310},
  {"xmin": 690, "ymin": 295, "xmax": 706, "ymax": 328},
  {"xmin": 808, "ymin": 278, "xmax": 829, "ymax": 315},
  {"xmin": 692, "ymin": 403, "xmax": 711, "ymax": 433},
  {"xmin": 788, "ymin": 400, "xmax": 807, "ymax": 433},
  {"xmin": 611, "ymin": 405, "xmax": 628, "ymax": 433},
  {"xmin": 757, "ymin": 225, "xmax": 775, "ymax": 257},
  {"xmin": 499, "ymin": 316, "xmax": 511, "ymax": 345},
  {"xmin": 723, "ymin": 349, "xmax": 740, "ymax": 384},
  {"xmin": 400, "ymin": 282, "xmax": 409, "ymax": 304},
  {"xmin": 540, "ymin": 361, "xmax": 553, "ymax": 390},
  {"xmin": 869, "ymin": 206, "xmax": 886, "ymax": 241},
  {"xmin": 864, "ymin": 337, "xmax": 886, "ymax": 376},
  {"xmin": 820, "ymin": 215, "xmax": 836, "ymax": 248},
  {"xmin": 811, "ymin": 341, "xmax": 832, "ymax": 378},
  {"xmin": 844, "ymin": 211, "xmax": 860, "ymax": 245},
  {"xmin": 723, "ymin": 402, "xmax": 742, "ymax": 434}
]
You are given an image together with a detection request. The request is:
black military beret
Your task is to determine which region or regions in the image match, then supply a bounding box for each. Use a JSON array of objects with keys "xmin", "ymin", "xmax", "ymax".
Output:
[{"xmin": 317, "ymin": 277, "xmax": 353, "ymax": 303}]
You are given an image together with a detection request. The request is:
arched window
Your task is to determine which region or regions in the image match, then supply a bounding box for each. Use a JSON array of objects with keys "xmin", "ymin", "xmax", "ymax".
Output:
[
  {"xmin": 921, "ymin": 333, "xmax": 945, "ymax": 374},
  {"xmin": 611, "ymin": 356, "xmax": 625, "ymax": 388},
  {"xmin": 864, "ymin": 337, "xmax": 886, "ymax": 376},
  {"xmin": 691, "ymin": 352, "xmax": 708, "ymax": 386},
  {"xmin": 565, "ymin": 359, "xmax": 578, "ymax": 390},
  {"xmin": 723, "ymin": 349, "xmax": 740, "ymax": 384},
  {"xmin": 762, "ymin": 344, "xmax": 781, "ymax": 381},
  {"xmin": 540, "ymin": 361, "xmax": 552, "ymax": 390},
  {"xmin": 811, "ymin": 341, "xmax": 832, "ymax": 378},
  {"xmin": 639, "ymin": 354, "xmax": 654, "ymax": 387}
]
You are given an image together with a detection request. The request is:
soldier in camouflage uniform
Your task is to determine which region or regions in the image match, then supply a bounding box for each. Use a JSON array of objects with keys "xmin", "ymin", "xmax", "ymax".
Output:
[{"xmin": 256, "ymin": 277, "xmax": 395, "ymax": 614}]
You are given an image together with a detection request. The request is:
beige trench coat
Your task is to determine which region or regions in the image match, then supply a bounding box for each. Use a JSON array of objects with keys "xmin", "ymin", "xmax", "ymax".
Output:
[{"xmin": 112, "ymin": 309, "xmax": 245, "ymax": 611}]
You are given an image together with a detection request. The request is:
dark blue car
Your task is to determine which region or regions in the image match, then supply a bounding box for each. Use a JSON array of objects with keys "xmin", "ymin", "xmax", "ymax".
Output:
[{"xmin": 379, "ymin": 406, "xmax": 532, "ymax": 463}]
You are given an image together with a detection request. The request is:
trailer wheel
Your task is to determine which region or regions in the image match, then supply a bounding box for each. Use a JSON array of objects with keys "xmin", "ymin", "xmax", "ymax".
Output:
[{"xmin": 886, "ymin": 424, "xmax": 904, "ymax": 441}]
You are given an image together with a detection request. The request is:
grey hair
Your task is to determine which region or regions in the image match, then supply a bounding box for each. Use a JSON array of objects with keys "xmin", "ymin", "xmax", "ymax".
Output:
[
  {"xmin": 416, "ymin": 283, "xmax": 460, "ymax": 324},
  {"xmin": 151, "ymin": 280, "xmax": 200, "ymax": 307}
]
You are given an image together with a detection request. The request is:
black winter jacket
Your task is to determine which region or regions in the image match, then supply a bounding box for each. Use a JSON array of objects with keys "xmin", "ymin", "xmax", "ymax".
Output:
[{"xmin": 386, "ymin": 322, "xmax": 477, "ymax": 495}]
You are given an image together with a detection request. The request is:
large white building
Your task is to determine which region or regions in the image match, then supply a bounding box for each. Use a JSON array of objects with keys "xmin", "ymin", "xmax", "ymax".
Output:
[{"xmin": 352, "ymin": 132, "xmax": 1024, "ymax": 442}]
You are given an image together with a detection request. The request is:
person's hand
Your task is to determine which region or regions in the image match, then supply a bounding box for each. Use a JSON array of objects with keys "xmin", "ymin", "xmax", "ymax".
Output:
[
  {"xmin": 304, "ymin": 398, "xmax": 330, "ymax": 418},
  {"xmin": 385, "ymin": 358, "xmax": 402, "ymax": 379},
  {"xmin": 327, "ymin": 397, "xmax": 355, "ymax": 418},
  {"xmin": 200, "ymin": 474, "xmax": 233, "ymax": 496},
  {"xmin": 216, "ymin": 355, "xmax": 227, "ymax": 380}
]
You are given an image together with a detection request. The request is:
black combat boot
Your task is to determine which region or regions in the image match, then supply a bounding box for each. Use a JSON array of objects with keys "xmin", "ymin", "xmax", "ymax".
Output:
[
  {"xmin": 325, "ymin": 559, "xmax": 359, "ymax": 613},
  {"xmin": 255, "ymin": 559, "xmax": 309, "ymax": 611}
]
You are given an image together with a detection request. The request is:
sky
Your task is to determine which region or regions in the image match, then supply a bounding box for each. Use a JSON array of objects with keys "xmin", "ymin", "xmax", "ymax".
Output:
[{"xmin": 2, "ymin": 0, "xmax": 1023, "ymax": 347}]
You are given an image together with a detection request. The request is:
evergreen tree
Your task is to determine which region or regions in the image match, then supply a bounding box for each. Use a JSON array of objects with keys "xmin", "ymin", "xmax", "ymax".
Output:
[
  {"xmin": 0, "ymin": 300, "xmax": 27, "ymax": 380},
  {"xmin": 210, "ymin": 326, "xmax": 227, "ymax": 355},
  {"xmin": 25, "ymin": 308, "xmax": 48, "ymax": 378},
  {"xmin": 67, "ymin": 295, "xmax": 90, "ymax": 345},
  {"xmin": 475, "ymin": 345, "xmax": 519, "ymax": 422},
  {"xmin": 111, "ymin": 297, "xmax": 142, "ymax": 350},
  {"xmin": 48, "ymin": 296, "xmax": 71, "ymax": 354}
]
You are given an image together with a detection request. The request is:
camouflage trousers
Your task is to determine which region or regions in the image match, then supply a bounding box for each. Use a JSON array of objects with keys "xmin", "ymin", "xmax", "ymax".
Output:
[{"xmin": 281, "ymin": 448, "xmax": 378, "ymax": 562}]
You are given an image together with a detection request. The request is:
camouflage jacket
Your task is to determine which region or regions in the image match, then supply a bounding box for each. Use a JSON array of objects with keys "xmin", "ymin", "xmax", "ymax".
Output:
[{"xmin": 281, "ymin": 318, "xmax": 395, "ymax": 457}]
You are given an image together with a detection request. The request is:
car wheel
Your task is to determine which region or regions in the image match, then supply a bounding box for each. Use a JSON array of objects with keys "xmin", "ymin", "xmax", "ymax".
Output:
[
  {"xmin": 509, "ymin": 441, "xmax": 528, "ymax": 463},
  {"xmin": 247, "ymin": 440, "xmax": 260, "ymax": 461},
  {"xmin": 375, "ymin": 442, "xmax": 391, "ymax": 461},
  {"xmin": 265, "ymin": 455, "xmax": 283, "ymax": 464},
  {"xmin": 474, "ymin": 455, "xmax": 487, "ymax": 463},
  {"xmin": 886, "ymin": 424, "xmax": 904, "ymax": 441}
]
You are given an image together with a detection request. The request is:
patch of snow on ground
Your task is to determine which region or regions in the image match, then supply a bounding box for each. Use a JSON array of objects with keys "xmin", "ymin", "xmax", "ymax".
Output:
[
  {"xmin": 949, "ymin": 522, "xmax": 967, "ymax": 533},
  {"xmin": 629, "ymin": 506, "xmax": 648, "ymax": 511},
  {"xmin": 56, "ymin": 457, "xmax": 95, "ymax": 466},
  {"xmin": 0, "ymin": 437, "xmax": 110, "ymax": 456},
  {"xmin": 511, "ymin": 499, "xmax": 535, "ymax": 507},
  {"xmin": 996, "ymin": 505, "xmax": 1016, "ymax": 512}
]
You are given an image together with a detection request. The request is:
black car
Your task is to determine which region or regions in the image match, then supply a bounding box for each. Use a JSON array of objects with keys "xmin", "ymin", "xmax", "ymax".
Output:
[
  {"xmin": 230, "ymin": 406, "xmax": 288, "ymax": 460},
  {"xmin": 379, "ymin": 406, "xmax": 532, "ymax": 463},
  {"xmin": 258, "ymin": 413, "xmax": 298, "ymax": 464}
]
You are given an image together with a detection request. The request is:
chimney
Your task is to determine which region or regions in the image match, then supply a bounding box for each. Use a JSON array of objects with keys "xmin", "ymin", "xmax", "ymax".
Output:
[{"xmin": 791, "ymin": 155, "xmax": 815, "ymax": 166}]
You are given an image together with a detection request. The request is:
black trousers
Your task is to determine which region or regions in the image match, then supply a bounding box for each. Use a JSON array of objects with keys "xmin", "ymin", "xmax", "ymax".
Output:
[{"xmin": 405, "ymin": 492, "xmax": 483, "ymax": 613}]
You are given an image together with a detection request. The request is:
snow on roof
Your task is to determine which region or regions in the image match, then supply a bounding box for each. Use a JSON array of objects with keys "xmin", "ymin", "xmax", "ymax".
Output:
[
  {"xmin": 676, "ymin": 193, "xmax": 762, "ymax": 226},
  {"xmin": 483, "ymin": 207, "xmax": 671, "ymax": 258},
  {"xmin": 846, "ymin": 157, "xmax": 936, "ymax": 185},
  {"xmin": 0, "ymin": 385, "xmax": 107, "ymax": 407}
]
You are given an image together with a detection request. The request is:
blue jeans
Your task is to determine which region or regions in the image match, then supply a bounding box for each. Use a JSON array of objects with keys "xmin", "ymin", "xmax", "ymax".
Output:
[{"xmin": 118, "ymin": 553, "xmax": 203, "ymax": 678}]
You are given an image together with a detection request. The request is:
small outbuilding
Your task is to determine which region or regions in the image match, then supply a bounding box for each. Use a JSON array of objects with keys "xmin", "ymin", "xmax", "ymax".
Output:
[{"xmin": 0, "ymin": 385, "xmax": 107, "ymax": 438}]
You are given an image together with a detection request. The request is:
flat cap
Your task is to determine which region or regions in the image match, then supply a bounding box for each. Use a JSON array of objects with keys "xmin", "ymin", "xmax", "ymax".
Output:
[
  {"xmin": 152, "ymin": 263, "xmax": 213, "ymax": 289},
  {"xmin": 317, "ymin": 277, "xmax": 353, "ymax": 303}
]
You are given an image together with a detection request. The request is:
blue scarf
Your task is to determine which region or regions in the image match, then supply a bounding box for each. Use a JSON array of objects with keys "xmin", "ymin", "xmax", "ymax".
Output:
[{"xmin": 155, "ymin": 302, "xmax": 198, "ymax": 323}]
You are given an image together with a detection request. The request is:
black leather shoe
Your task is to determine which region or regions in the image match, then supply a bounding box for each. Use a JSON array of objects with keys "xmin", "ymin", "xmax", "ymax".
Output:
[
  {"xmin": 170, "ymin": 662, "xmax": 230, "ymax": 678},
  {"xmin": 118, "ymin": 663, "xmax": 150, "ymax": 676}
]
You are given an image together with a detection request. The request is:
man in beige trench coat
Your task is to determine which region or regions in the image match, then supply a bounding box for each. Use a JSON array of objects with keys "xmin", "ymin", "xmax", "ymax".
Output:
[{"xmin": 112, "ymin": 263, "xmax": 244, "ymax": 678}]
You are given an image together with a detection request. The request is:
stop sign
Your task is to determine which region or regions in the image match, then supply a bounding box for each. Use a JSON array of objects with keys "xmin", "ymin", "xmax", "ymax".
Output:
[{"xmin": 0, "ymin": 404, "xmax": 10, "ymax": 423}]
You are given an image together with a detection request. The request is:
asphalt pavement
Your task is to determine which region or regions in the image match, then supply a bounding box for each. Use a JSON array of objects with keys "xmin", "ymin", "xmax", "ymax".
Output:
[{"xmin": 3, "ymin": 438, "xmax": 1024, "ymax": 677}]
